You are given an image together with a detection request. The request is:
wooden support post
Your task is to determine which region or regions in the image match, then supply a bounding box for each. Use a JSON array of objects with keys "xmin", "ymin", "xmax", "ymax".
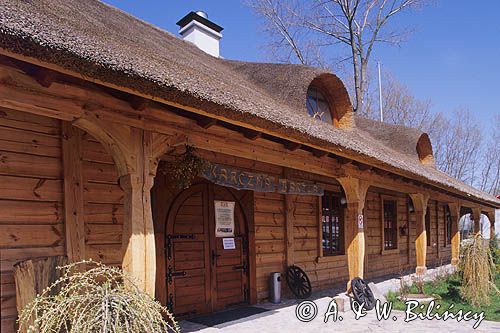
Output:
[
  {"xmin": 338, "ymin": 177, "xmax": 370, "ymax": 291},
  {"xmin": 472, "ymin": 207, "xmax": 482, "ymax": 235},
  {"xmin": 490, "ymin": 210, "xmax": 496, "ymax": 240},
  {"xmin": 73, "ymin": 118, "xmax": 163, "ymax": 297},
  {"xmin": 62, "ymin": 123, "xmax": 85, "ymax": 263},
  {"xmin": 120, "ymin": 130, "xmax": 157, "ymax": 297},
  {"xmin": 410, "ymin": 193, "xmax": 429, "ymax": 275},
  {"xmin": 448, "ymin": 202, "xmax": 460, "ymax": 266},
  {"xmin": 120, "ymin": 173, "xmax": 156, "ymax": 296}
]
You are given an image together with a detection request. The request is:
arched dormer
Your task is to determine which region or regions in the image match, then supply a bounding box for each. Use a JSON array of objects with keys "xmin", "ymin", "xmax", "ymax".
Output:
[
  {"xmin": 306, "ymin": 74, "xmax": 353, "ymax": 129},
  {"xmin": 416, "ymin": 133, "xmax": 435, "ymax": 167},
  {"xmin": 224, "ymin": 62, "xmax": 354, "ymax": 129}
]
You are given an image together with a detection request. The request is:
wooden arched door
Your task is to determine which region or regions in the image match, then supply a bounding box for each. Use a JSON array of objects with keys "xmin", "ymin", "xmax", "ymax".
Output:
[{"xmin": 165, "ymin": 183, "xmax": 249, "ymax": 317}]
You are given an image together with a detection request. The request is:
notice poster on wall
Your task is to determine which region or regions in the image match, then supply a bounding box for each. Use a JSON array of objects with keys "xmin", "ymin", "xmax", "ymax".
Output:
[
  {"xmin": 222, "ymin": 238, "xmax": 236, "ymax": 250},
  {"xmin": 215, "ymin": 200, "xmax": 235, "ymax": 237}
]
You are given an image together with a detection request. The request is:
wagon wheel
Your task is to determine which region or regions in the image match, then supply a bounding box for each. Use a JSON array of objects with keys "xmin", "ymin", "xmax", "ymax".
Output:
[
  {"xmin": 351, "ymin": 277, "xmax": 376, "ymax": 310},
  {"xmin": 286, "ymin": 265, "xmax": 312, "ymax": 299}
]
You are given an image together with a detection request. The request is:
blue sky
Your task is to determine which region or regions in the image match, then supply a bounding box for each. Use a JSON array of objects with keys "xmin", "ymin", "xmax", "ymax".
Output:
[{"xmin": 103, "ymin": 1, "xmax": 500, "ymax": 128}]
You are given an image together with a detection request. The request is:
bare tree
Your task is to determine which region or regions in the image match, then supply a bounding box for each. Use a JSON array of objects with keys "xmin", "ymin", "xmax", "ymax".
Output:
[
  {"xmin": 248, "ymin": 0, "xmax": 425, "ymax": 113},
  {"xmin": 431, "ymin": 109, "xmax": 483, "ymax": 186},
  {"xmin": 479, "ymin": 115, "xmax": 500, "ymax": 195}
]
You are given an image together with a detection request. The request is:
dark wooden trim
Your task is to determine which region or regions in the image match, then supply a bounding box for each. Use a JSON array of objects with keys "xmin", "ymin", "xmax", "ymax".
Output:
[
  {"xmin": 283, "ymin": 141, "xmax": 301, "ymax": 151},
  {"xmin": 312, "ymin": 149, "xmax": 328, "ymax": 158},
  {"xmin": 129, "ymin": 96, "xmax": 149, "ymax": 111},
  {"xmin": 241, "ymin": 128, "xmax": 262, "ymax": 140},
  {"xmin": 195, "ymin": 116, "xmax": 218, "ymax": 129}
]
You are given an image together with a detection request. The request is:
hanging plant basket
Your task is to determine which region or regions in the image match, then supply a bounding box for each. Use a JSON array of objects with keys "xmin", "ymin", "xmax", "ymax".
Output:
[{"xmin": 161, "ymin": 145, "xmax": 207, "ymax": 190}]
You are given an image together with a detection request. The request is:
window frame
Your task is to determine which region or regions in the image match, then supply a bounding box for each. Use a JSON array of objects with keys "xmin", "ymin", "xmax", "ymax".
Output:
[
  {"xmin": 306, "ymin": 86, "xmax": 335, "ymax": 125},
  {"xmin": 380, "ymin": 195, "xmax": 399, "ymax": 254},
  {"xmin": 425, "ymin": 206, "xmax": 432, "ymax": 247},
  {"xmin": 445, "ymin": 205, "xmax": 452, "ymax": 246},
  {"xmin": 320, "ymin": 191, "xmax": 345, "ymax": 257}
]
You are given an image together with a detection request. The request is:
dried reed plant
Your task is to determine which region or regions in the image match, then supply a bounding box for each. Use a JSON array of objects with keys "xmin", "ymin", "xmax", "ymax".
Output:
[
  {"xmin": 459, "ymin": 233, "xmax": 498, "ymax": 307},
  {"xmin": 18, "ymin": 260, "xmax": 179, "ymax": 333}
]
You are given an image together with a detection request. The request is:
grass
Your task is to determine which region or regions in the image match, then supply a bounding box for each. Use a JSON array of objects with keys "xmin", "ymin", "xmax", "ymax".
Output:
[{"xmin": 386, "ymin": 273, "xmax": 500, "ymax": 322}]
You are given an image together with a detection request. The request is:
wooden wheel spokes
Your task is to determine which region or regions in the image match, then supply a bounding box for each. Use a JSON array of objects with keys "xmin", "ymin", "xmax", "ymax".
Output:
[
  {"xmin": 351, "ymin": 277, "xmax": 376, "ymax": 310},
  {"xmin": 286, "ymin": 265, "xmax": 312, "ymax": 299}
]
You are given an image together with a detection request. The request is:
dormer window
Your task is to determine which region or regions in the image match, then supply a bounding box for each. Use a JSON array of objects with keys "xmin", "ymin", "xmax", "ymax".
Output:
[{"xmin": 306, "ymin": 87, "xmax": 332, "ymax": 123}]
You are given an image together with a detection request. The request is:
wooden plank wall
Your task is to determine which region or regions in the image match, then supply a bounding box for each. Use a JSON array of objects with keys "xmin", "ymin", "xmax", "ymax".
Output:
[
  {"xmin": 254, "ymin": 191, "xmax": 286, "ymax": 300},
  {"xmin": 81, "ymin": 132, "xmax": 124, "ymax": 266},
  {"xmin": 0, "ymin": 110, "xmax": 124, "ymax": 332},
  {"xmin": 426, "ymin": 200, "xmax": 439, "ymax": 266},
  {"xmin": 0, "ymin": 109, "xmax": 65, "ymax": 333},
  {"xmin": 438, "ymin": 203, "xmax": 452, "ymax": 260},
  {"xmin": 293, "ymin": 194, "xmax": 349, "ymax": 290},
  {"xmin": 365, "ymin": 187, "xmax": 410, "ymax": 278}
]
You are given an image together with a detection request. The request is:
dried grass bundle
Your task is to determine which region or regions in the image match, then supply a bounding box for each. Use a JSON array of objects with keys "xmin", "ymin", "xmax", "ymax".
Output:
[
  {"xmin": 18, "ymin": 260, "xmax": 179, "ymax": 333},
  {"xmin": 459, "ymin": 233, "xmax": 497, "ymax": 307}
]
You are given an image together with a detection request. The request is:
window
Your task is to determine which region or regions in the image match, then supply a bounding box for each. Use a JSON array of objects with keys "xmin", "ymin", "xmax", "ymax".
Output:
[
  {"xmin": 306, "ymin": 87, "xmax": 333, "ymax": 123},
  {"xmin": 445, "ymin": 206, "xmax": 452, "ymax": 245},
  {"xmin": 322, "ymin": 192, "xmax": 344, "ymax": 255},
  {"xmin": 383, "ymin": 200, "xmax": 397, "ymax": 250},
  {"xmin": 425, "ymin": 207, "xmax": 431, "ymax": 246}
]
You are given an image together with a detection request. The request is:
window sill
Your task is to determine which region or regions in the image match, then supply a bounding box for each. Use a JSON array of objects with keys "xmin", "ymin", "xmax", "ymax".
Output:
[
  {"xmin": 380, "ymin": 248, "xmax": 399, "ymax": 256},
  {"xmin": 316, "ymin": 254, "xmax": 347, "ymax": 263}
]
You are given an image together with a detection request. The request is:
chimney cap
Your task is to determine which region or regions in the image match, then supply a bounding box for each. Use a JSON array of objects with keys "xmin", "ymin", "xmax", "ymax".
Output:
[{"xmin": 176, "ymin": 11, "xmax": 223, "ymax": 33}]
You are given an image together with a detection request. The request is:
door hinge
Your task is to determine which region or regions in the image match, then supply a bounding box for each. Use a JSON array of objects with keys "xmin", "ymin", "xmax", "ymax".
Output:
[
  {"xmin": 168, "ymin": 293, "xmax": 174, "ymax": 312},
  {"xmin": 167, "ymin": 264, "xmax": 186, "ymax": 284},
  {"xmin": 244, "ymin": 285, "xmax": 249, "ymax": 303},
  {"xmin": 166, "ymin": 234, "xmax": 194, "ymax": 260}
]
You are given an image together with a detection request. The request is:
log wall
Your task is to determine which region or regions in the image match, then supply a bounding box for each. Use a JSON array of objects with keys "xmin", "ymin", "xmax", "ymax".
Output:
[
  {"xmin": 0, "ymin": 109, "xmax": 65, "ymax": 333},
  {"xmin": 364, "ymin": 187, "xmax": 410, "ymax": 278},
  {"xmin": 0, "ymin": 109, "xmax": 124, "ymax": 332},
  {"xmin": 81, "ymin": 132, "xmax": 124, "ymax": 266}
]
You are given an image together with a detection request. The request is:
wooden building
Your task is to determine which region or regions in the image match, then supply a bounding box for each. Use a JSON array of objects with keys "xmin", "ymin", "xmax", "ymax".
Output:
[{"xmin": 0, "ymin": 1, "xmax": 498, "ymax": 330}]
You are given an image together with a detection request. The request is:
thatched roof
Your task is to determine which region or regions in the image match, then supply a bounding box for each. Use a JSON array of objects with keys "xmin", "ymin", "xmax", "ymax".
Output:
[{"xmin": 0, "ymin": 0, "xmax": 498, "ymax": 207}]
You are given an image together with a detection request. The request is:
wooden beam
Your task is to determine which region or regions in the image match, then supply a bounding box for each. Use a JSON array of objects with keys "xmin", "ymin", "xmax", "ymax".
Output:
[
  {"xmin": 448, "ymin": 202, "xmax": 460, "ymax": 266},
  {"xmin": 472, "ymin": 207, "xmax": 482, "ymax": 234},
  {"xmin": 129, "ymin": 96, "xmax": 149, "ymax": 111},
  {"xmin": 283, "ymin": 141, "xmax": 301, "ymax": 151},
  {"xmin": 312, "ymin": 149, "xmax": 328, "ymax": 158},
  {"xmin": 353, "ymin": 161, "xmax": 372, "ymax": 171},
  {"xmin": 240, "ymin": 128, "xmax": 262, "ymax": 140},
  {"xmin": 336, "ymin": 156, "xmax": 352, "ymax": 165},
  {"xmin": 195, "ymin": 116, "xmax": 217, "ymax": 129},
  {"xmin": 62, "ymin": 123, "xmax": 86, "ymax": 263}
]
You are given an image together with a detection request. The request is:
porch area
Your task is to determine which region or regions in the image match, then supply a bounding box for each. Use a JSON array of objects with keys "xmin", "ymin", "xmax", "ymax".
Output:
[{"xmin": 179, "ymin": 265, "xmax": 500, "ymax": 333}]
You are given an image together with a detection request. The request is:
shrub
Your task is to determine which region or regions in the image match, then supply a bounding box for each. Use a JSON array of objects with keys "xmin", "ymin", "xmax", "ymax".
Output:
[
  {"xmin": 490, "ymin": 234, "xmax": 500, "ymax": 275},
  {"xmin": 18, "ymin": 260, "xmax": 180, "ymax": 333},
  {"xmin": 459, "ymin": 233, "xmax": 497, "ymax": 307}
]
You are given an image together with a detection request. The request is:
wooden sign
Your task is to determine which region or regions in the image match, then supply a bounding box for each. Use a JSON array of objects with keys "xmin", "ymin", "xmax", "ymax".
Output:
[
  {"xmin": 202, "ymin": 162, "xmax": 276, "ymax": 192},
  {"xmin": 214, "ymin": 200, "xmax": 235, "ymax": 237},
  {"xmin": 202, "ymin": 162, "xmax": 324, "ymax": 196},
  {"xmin": 277, "ymin": 178, "xmax": 324, "ymax": 196}
]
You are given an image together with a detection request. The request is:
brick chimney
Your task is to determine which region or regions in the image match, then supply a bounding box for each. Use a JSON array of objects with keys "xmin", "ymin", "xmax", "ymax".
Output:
[{"xmin": 176, "ymin": 11, "xmax": 223, "ymax": 57}]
